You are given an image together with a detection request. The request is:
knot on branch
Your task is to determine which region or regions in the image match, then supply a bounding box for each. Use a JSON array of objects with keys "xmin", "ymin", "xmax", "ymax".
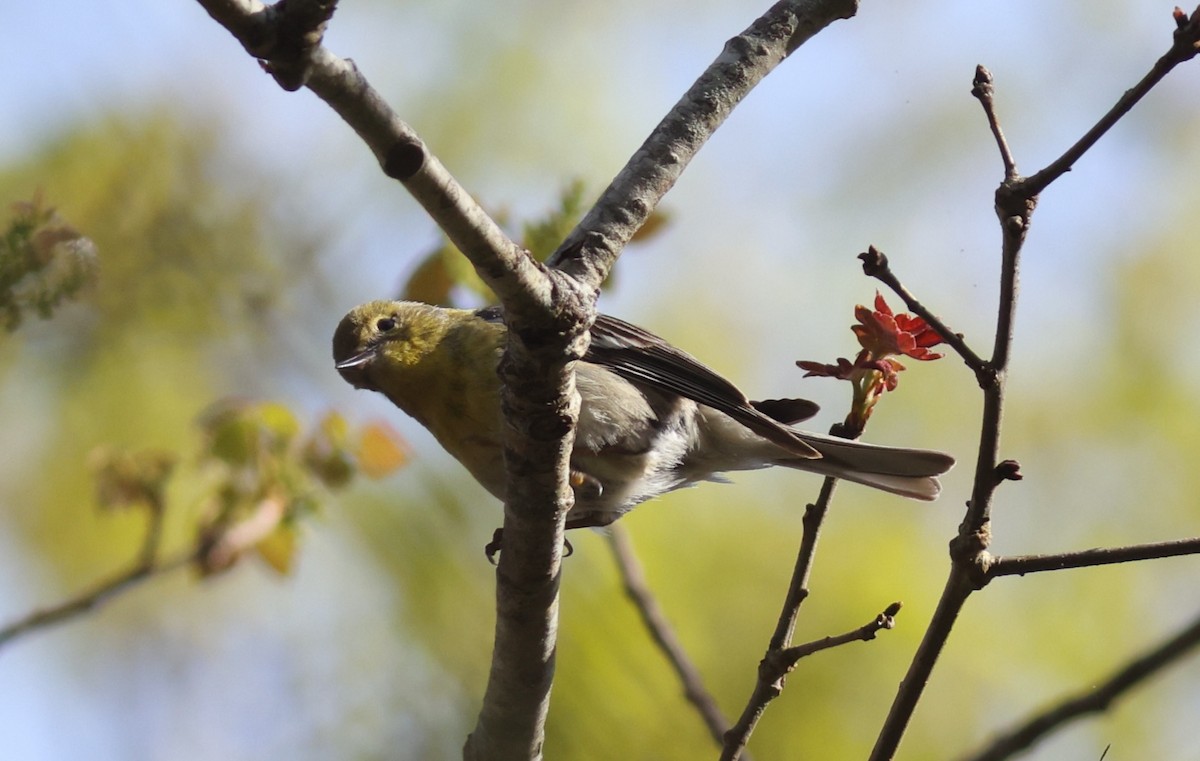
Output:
[
  {"xmin": 1172, "ymin": 5, "xmax": 1200, "ymax": 61},
  {"xmin": 973, "ymin": 363, "xmax": 1000, "ymax": 391},
  {"xmin": 757, "ymin": 649, "xmax": 793, "ymax": 693},
  {"xmin": 259, "ymin": 0, "xmax": 339, "ymax": 90},
  {"xmin": 383, "ymin": 138, "xmax": 426, "ymax": 180},
  {"xmin": 949, "ymin": 529, "xmax": 994, "ymax": 590},
  {"xmin": 950, "ymin": 518, "xmax": 992, "ymax": 567},
  {"xmin": 994, "ymin": 181, "xmax": 1037, "ymax": 227},
  {"xmin": 858, "ymin": 246, "xmax": 888, "ymax": 277},
  {"xmin": 994, "ymin": 459, "xmax": 1023, "ymax": 483}
]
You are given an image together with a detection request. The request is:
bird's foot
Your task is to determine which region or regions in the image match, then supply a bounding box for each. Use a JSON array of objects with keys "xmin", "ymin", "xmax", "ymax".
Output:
[{"xmin": 484, "ymin": 528, "xmax": 574, "ymax": 565}]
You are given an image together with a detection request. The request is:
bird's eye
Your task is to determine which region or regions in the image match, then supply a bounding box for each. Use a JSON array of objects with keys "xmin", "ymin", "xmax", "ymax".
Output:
[{"xmin": 376, "ymin": 316, "xmax": 397, "ymax": 332}]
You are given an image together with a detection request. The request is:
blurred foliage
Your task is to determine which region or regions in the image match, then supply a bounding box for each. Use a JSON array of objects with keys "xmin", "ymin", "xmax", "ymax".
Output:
[
  {"xmin": 0, "ymin": 113, "xmax": 336, "ymax": 581},
  {"xmin": 0, "ymin": 192, "xmax": 97, "ymax": 332},
  {"xmin": 192, "ymin": 400, "xmax": 406, "ymax": 575},
  {"xmin": 89, "ymin": 446, "xmax": 176, "ymax": 515}
]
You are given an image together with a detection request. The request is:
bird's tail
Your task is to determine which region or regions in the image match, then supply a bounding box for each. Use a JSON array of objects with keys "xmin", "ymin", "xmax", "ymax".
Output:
[{"xmin": 783, "ymin": 433, "xmax": 955, "ymax": 501}]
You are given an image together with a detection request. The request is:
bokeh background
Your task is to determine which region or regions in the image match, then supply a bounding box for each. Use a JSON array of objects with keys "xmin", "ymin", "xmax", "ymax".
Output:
[{"xmin": 3, "ymin": 1, "xmax": 1199, "ymax": 759}]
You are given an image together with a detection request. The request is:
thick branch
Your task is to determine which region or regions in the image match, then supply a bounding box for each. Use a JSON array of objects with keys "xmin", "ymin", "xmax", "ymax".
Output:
[
  {"xmin": 195, "ymin": 4, "xmax": 589, "ymax": 757},
  {"xmin": 958, "ymin": 609, "xmax": 1200, "ymax": 761},
  {"xmin": 194, "ymin": 0, "xmax": 546, "ymax": 313}
]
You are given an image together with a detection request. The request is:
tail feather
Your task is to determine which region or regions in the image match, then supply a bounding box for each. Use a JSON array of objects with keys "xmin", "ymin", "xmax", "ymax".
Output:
[{"xmin": 783, "ymin": 433, "xmax": 955, "ymax": 501}]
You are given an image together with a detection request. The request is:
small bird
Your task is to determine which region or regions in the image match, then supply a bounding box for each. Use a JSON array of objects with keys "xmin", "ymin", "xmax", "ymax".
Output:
[{"xmin": 333, "ymin": 300, "xmax": 954, "ymax": 532}]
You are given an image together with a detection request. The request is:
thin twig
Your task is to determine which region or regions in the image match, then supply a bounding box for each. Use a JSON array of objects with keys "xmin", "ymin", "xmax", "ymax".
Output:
[
  {"xmin": 722, "ymin": 598, "xmax": 901, "ymax": 761},
  {"xmin": 779, "ymin": 601, "xmax": 901, "ymax": 662},
  {"xmin": 0, "ymin": 550, "xmax": 193, "ymax": 650},
  {"xmin": 870, "ymin": 64, "xmax": 1028, "ymax": 761},
  {"xmin": 957, "ymin": 608, "xmax": 1200, "ymax": 761},
  {"xmin": 987, "ymin": 537, "xmax": 1200, "ymax": 578},
  {"xmin": 971, "ymin": 66, "xmax": 1018, "ymax": 181},
  {"xmin": 605, "ymin": 525, "xmax": 736, "ymax": 753},
  {"xmin": 859, "ymin": 247, "xmax": 988, "ymax": 376},
  {"xmin": 770, "ymin": 477, "xmax": 838, "ymax": 651},
  {"xmin": 1021, "ymin": 5, "xmax": 1200, "ymax": 197},
  {"xmin": 721, "ymin": 475, "xmax": 837, "ymax": 761}
]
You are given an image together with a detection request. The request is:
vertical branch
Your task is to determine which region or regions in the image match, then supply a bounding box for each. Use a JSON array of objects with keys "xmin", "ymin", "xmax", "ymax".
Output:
[
  {"xmin": 867, "ymin": 66, "xmax": 1033, "ymax": 761},
  {"xmin": 869, "ymin": 9, "xmax": 1200, "ymax": 751}
]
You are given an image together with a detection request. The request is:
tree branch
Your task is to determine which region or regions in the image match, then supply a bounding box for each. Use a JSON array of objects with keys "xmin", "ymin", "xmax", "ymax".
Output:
[
  {"xmin": 0, "ymin": 500, "xmax": 188, "ymax": 651},
  {"xmin": 722, "ymin": 599, "xmax": 902, "ymax": 761},
  {"xmin": 986, "ymin": 537, "xmax": 1200, "ymax": 578},
  {"xmin": 858, "ymin": 246, "xmax": 988, "ymax": 376},
  {"xmin": 869, "ymin": 13, "xmax": 1200, "ymax": 757},
  {"xmin": 720, "ymin": 475, "xmax": 837, "ymax": 760},
  {"xmin": 0, "ymin": 552, "xmax": 193, "ymax": 650},
  {"xmin": 195, "ymin": 4, "xmax": 588, "ymax": 757},
  {"xmin": 194, "ymin": 0, "xmax": 545, "ymax": 311},
  {"xmin": 1021, "ymin": 5, "xmax": 1200, "ymax": 198},
  {"xmin": 605, "ymin": 525, "xmax": 734, "ymax": 751},
  {"xmin": 958, "ymin": 608, "xmax": 1200, "ymax": 761}
]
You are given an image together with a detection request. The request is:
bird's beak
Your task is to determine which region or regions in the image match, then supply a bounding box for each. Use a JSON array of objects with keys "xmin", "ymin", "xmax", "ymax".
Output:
[
  {"xmin": 335, "ymin": 347, "xmax": 376, "ymax": 370},
  {"xmin": 334, "ymin": 344, "xmax": 379, "ymax": 390}
]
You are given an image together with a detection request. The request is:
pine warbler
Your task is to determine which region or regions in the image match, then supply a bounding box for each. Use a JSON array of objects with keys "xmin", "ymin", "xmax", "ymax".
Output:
[{"xmin": 333, "ymin": 301, "xmax": 954, "ymax": 530}]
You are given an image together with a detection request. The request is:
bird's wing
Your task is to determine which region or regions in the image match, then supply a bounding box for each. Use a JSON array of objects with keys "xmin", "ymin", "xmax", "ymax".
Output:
[
  {"xmin": 474, "ymin": 306, "xmax": 821, "ymax": 458},
  {"xmin": 586, "ymin": 314, "xmax": 821, "ymax": 459}
]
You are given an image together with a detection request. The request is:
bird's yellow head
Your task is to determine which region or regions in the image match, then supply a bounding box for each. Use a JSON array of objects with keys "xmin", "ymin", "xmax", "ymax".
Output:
[{"xmin": 332, "ymin": 300, "xmax": 454, "ymax": 391}]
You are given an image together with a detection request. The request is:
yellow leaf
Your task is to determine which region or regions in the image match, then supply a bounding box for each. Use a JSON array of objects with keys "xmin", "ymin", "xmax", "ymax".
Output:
[
  {"xmin": 401, "ymin": 248, "xmax": 456, "ymax": 305},
  {"xmin": 357, "ymin": 421, "xmax": 410, "ymax": 478},
  {"xmin": 256, "ymin": 523, "xmax": 297, "ymax": 575}
]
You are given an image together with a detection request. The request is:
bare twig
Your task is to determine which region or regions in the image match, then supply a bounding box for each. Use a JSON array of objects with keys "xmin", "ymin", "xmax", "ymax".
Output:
[
  {"xmin": 770, "ymin": 477, "xmax": 838, "ymax": 651},
  {"xmin": 722, "ymin": 599, "xmax": 902, "ymax": 761},
  {"xmin": 858, "ymin": 246, "xmax": 988, "ymax": 376},
  {"xmin": 971, "ymin": 66, "xmax": 1017, "ymax": 181},
  {"xmin": 869, "ymin": 13, "xmax": 1200, "ymax": 758},
  {"xmin": 986, "ymin": 537, "xmax": 1200, "ymax": 579},
  {"xmin": 720, "ymin": 475, "xmax": 838, "ymax": 761},
  {"xmin": 605, "ymin": 525, "xmax": 734, "ymax": 751},
  {"xmin": 779, "ymin": 601, "xmax": 901, "ymax": 662},
  {"xmin": 1021, "ymin": 5, "xmax": 1200, "ymax": 197},
  {"xmin": 0, "ymin": 504, "xmax": 191, "ymax": 651},
  {"xmin": 958, "ymin": 609, "xmax": 1200, "ymax": 761}
]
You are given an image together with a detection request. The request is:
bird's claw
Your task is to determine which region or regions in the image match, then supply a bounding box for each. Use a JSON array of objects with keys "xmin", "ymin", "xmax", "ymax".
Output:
[{"xmin": 483, "ymin": 528, "xmax": 574, "ymax": 564}]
